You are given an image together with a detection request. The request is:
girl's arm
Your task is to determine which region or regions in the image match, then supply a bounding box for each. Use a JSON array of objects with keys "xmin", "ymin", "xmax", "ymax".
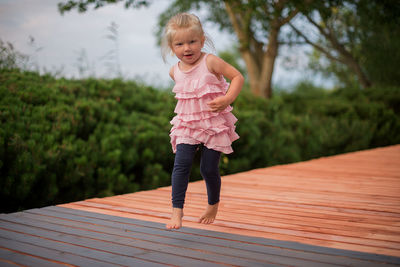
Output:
[{"xmin": 206, "ymin": 54, "xmax": 244, "ymax": 112}]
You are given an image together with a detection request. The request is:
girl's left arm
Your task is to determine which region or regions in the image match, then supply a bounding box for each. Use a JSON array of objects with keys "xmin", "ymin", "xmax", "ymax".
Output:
[{"xmin": 206, "ymin": 54, "xmax": 244, "ymax": 112}]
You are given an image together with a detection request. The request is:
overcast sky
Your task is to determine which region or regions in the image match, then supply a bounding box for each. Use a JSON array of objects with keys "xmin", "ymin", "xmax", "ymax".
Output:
[{"xmin": 0, "ymin": 0, "xmax": 320, "ymax": 88}]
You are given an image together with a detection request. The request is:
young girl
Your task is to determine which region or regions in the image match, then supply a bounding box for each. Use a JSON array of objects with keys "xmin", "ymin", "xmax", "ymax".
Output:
[{"xmin": 162, "ymin": 13, "xmax": 244, "ymax": 229}]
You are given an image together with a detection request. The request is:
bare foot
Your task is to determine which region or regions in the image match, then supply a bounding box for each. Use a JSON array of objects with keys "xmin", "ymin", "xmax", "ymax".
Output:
[
  {"xmin": 198, "ymin": 202, "xmax": 219, "ymax": 224},
  {"xmin": 166, "ymin": 208, "xmax": 183, "ymax": 230}
]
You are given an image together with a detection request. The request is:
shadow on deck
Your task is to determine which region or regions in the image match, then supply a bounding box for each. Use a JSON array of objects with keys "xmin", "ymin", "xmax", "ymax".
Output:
[{"xmin": 1, "ymin": 145, "xmax": 400, "ymax": 266}]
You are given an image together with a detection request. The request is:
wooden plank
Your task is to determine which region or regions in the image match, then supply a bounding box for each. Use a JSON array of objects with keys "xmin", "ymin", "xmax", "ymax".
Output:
[
  {"xmin": 116, "ymin": 192, "xmax": 400, "ymax": 230},
  {"xmin": 63, "ymin": 200, "xmax": 400, "ymax": 257},
  {"xmin": 1, "ymin": 210, "xmax": 335, "ymax": 267},
  {"xmin": 0, "ymin": 215, "xmax": 227, "ymax": 267},
  {"xmin": 115, "ymin": 190, "xmax": 400, "ymax": 224},
  {"xmin": 3, "ymin": 206, "xmax": 398, "ymax": 267},
  {"xmin": 0, "ymin": 224, "xmax": 261, "ymax": 267},
  {"xmin": 0, "ymin": 236, "xmax": 118, "ymax": 267},
  {"xmin": 0, "ymin": 259, "xmax": 22, "ymax": 267},
  {"xmin": 84, "ymin": 196, "xmax": 400, "ymax": 239},
  {"xmin": 0, "ymin": 247, "xmax": 65, "ymax": 267},
  {"xmin": 0, "ymin": 228, "xmax": 167, "ymax": 267},
  {"xmin": 59, "ymin": 145, "xmax": 400, "ymax": 258},
  {"xmin": 24, "ymin": 207, "xmax": 381, "ymax": 267},
  {"xmin": 156, "ymin": 187, "xmax": 400, "ymax": 219},
  {"xmin": 65, "ymin": 198, "xmax": 400, "ymax": 251},
  {"xmin": 49, "ymin": 206, "xmax": 400, "ymax": 266},
  {"xmin": 60, "ymin": 203, "xmax": 400, "ymax": 264},
  {"xmin": 222, "ymin": 177, "xmax": 400, "ymax": 202}
]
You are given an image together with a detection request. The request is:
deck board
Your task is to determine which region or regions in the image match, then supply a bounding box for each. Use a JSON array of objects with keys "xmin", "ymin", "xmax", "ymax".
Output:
[
  {"xmin": 59, "ymin": 146, "xmax": 400, "ymax": 257},
  {"xmin": 1, "ymin": 145, "xmax": 400, "ymax": 266},
  {"xmin": 1, "ymin": 206, "xmax": 399, "ymax": 266}
]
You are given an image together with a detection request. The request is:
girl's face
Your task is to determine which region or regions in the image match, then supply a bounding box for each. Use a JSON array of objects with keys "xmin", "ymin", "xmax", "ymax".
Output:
[{"xmin": 171, "ymin": 28, "xmax": 205, "ymax": 67}]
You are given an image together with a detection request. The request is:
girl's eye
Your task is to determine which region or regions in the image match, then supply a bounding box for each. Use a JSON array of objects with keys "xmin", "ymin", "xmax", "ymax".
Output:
[{"xmin": 190, "ymin": 40, "xmax": 197, "ymax": 44}]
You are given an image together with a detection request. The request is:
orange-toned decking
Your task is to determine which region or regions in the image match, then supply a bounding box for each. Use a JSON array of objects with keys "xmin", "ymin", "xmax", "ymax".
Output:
[{"xmin": 60, "ymin": 145, "xmax": 400, "ymax": 258}]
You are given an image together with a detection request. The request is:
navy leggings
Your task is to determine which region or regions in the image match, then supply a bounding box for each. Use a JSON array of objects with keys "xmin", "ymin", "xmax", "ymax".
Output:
[{"xmin": 171, "ymin": 143, "xmax": 221, "ymax": 209}]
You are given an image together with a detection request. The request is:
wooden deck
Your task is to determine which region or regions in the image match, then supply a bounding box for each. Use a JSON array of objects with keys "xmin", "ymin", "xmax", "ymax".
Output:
[
  {"xmin": 1, "ymin": 206, "xmax": 399, "ymax": 266},
  {"xmin": 1, "ymin": 145, "xmax": 400, "ymax": 266}
]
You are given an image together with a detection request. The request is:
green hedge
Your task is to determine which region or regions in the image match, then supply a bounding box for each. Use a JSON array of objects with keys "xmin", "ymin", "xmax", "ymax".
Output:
[
  {"xmin": 1, "ymin": 70, "xmax": 399, "ymax": 212},
  {"xmin": 227, "ymin": 83, "xmax": 400, "ymax": 174},
  {"xmin": 0, "ymin": 69, "xmax": 176, "ymax": 212}
]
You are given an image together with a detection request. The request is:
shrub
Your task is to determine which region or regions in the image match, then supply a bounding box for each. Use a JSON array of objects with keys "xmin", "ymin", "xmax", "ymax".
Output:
[
  {"xmin": 0, "ymin": 69, "xmax": 176, "ymax": 212},
  {"xmin": 1, "ymin": 70, "xmax": 399, "ymax": 212}
]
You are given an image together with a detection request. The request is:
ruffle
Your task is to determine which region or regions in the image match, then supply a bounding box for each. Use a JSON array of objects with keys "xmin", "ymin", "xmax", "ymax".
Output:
[
  {"xmin": 170, "ymin": 55, "xmax": 239, "ymax": 154},
  {"xmin": 173, "ymin": 73, "xmax": 229, "ymax": 99},
  {"xmin": 170, "ymin": 126, "xmax": 239, "ymax": 154},
  {"xmin": 172, "ymin": 110, "xmax": 227, "ymax": 122},
  {"xmin": 174, "ymin": 94, "xmax": 232, "ymax": 114},
  {"xmin": 204, "ymin": 144, "xmax": 234, "ymax": 154},
  {"xmin": 170, "ymin": 107, "xmax": 239, "ymax": 154},
  {"xmin": 170, "ymin": 136, "xmax": 234, "ymax": 154},
  {"xmin": 171, "ymin": 112, "xmax": 237, "ymax": 129},
  {"xmin": 171, "ymin": 117, "xmax": 226, "ymax": 133}
]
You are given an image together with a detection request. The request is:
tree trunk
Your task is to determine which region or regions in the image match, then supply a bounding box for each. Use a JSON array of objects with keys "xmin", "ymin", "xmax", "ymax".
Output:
[
  {"xmin": 223, "ymin": 1, "xmax": 299, "ymax": 98},
  {"xmin": 342, "ymin": 52, "xmax": 372, "ymax": 88},
  {"xmin": 240, "ymin": 49, "xmax": 263, "ymax": 97},
  {"xmin": 224, "ymin": 2, "xmax": 279, "ymax": 98},
  {"xmin": 260, "ymin": 26, "xmax": 279, "ymax": 98},
  {"xmin": 240, "ymin": 25, "xmax": 279, "ymax": 98}
]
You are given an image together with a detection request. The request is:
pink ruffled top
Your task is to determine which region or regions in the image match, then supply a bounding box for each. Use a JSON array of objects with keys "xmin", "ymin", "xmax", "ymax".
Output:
[{"xmin": 170, "ymin": 53, "xmax": 239, "ymax": 154}]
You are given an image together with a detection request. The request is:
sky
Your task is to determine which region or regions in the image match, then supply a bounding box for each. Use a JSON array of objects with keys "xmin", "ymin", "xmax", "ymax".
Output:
[{"xmin": 0, "ymin": 0, "xmax": 321, "ymax": 89}]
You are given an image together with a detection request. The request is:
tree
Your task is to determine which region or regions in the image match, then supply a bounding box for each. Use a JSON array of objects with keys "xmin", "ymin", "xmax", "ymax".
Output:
[
  {"xmin": 58, "ymin": 0, "xmax": 150, "ymax": 14},
  {"xmin": 58, "ymin": 0, "xmax": 400, "ymax": 92},
  {"xmin": 288, "ymin": 1, "xmax": 371, "ymax": 88},
  {"xmin": 289, "ymin": 0, "xmax": 400, "ymax": 88},
  {"xmin": 156, "ymin": 0, "xmax": 302, "ymax": 98},
  {"xmin": 224, "ymin": 1, "xmax": 300, "ymax": 98},
  {"xmin": 357, "ymin": 0, "xmax": 400, "ymax": 87},
  {"xmin": 59, "ymin": 0, "xmax": 303, "ymax": 98}
]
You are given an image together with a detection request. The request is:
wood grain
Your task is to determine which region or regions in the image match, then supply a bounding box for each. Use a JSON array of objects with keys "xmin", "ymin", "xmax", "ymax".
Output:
[
  {"xmin": 1, "ymin": 145, "xmax": 399, "ymax": 266},
  {"xmin": 61, "ymin": 145, "xmax": 400, "ymax": 257}
]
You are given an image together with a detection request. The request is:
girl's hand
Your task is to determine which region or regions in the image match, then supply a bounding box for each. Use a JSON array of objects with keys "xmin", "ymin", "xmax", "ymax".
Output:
[
  {"xmin": 207, "ymin": 96, "xmax": 230, "ymax": 112},
  {"xmin": 206, "ymin": 55, "xmax": 244, "ymax": 110}
]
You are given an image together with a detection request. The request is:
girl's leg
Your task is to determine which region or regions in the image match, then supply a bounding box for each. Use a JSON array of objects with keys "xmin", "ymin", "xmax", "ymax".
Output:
[
  {"xmin": 198, "ymin": 145, "xmax": 221, "ymax": 224},
  {"xmin": 167, "ymin": 143, "xmax": 198, "ymax": 229},
  {"xmin": 171, "ymin": 144, "xmax": 198, "ymax": 208}
]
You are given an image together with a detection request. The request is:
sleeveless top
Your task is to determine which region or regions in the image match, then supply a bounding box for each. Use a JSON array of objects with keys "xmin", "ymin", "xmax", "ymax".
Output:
[{"xmin": 169, "ymin": 53, "xmax": 239, "ymax": 154}]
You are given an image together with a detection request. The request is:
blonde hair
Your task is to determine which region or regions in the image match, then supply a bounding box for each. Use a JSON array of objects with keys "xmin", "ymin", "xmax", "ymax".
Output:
[{"xmin": 161, "ymin": 13, "xmax": 215, "ymax": 62}]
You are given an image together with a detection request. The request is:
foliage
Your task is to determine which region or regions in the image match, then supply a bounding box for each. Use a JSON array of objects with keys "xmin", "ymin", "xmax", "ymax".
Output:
[
  {"xmin": 58, "ymin": 0, "xmax": 150, "ymax": 14},
  {"xmin": 296, "ymin": 0, "xmax": 400, "ymax": 88},
  {"xmin": 357, "ymin": 0, "xmax": 400, "ymax": 87},
  {"xmin": 0, "ymin": 69, "xmax": 176, "ymax": 212},
  {"xmin": 225, "ymin": 82, "xmax": 400, "ymax": 173},
  {"xmin": 0, "ymin": 40, "xmax": 29, "ymax": 70},
  {"xmin": 155, "ymin": 0, "xmax": 301, "ymax": 98},
  {"xmin": 1, "ymin": 68, "xmax": 399, "ymax": 212},
  {"xmin": 57, "ymin": 0, "xmax": 304, "ymax": 98},
  {"xmin": 57, "ymin": 0, "xmax": 400, "ymax": 93}
]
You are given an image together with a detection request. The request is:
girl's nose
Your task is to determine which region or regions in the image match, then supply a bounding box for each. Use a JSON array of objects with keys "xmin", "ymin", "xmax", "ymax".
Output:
[{"xmin": 183, "ymin": 43, "xmax": 190, "ymax": 51}]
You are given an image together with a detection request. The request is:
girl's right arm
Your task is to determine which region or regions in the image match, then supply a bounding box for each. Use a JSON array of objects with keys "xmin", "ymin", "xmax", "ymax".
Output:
[{"xmin": 206, "ymin": 55, "xmax": 244, "ymax": 112}]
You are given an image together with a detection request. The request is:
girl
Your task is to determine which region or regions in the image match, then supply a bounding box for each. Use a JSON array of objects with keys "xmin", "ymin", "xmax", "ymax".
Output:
[{"xmin": 162, "ymin": 13, "xmax": 244, "ymax": 229}]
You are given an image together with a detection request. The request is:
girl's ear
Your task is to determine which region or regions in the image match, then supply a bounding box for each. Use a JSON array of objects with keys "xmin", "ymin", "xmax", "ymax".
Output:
[{"xmin": 201, "ymin": 35, "xmax": 206, "ymax": 47}]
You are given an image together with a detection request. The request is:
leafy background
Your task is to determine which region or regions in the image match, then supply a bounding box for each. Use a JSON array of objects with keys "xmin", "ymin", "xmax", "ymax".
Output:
[
  {"xmin": 1, "ymin": 0, "xmax": 400, "ymax": 213},
  {"xmin": 1, "ymin": 67, "xmax": 399, "ymax": 212}
]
